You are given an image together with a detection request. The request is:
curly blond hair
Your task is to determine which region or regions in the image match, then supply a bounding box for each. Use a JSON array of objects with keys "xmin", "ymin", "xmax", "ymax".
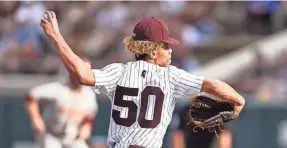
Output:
[{"xmin": 123, "ymin": 37, "xmax": 164, "ymax": 55}]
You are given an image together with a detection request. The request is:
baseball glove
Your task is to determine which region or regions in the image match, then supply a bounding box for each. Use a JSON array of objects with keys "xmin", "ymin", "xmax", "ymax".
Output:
[{"xmin": 188, "ymin": 92, "xmax": 238, "ymax": 137}]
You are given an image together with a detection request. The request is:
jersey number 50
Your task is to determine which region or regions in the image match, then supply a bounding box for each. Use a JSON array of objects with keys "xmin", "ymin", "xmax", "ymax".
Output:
[{"xmin": 112, "ymin": 85, "xmax": 164, "ymax": 128}]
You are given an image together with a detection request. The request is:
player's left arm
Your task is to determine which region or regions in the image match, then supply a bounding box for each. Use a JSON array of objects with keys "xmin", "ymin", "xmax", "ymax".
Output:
[
  {"xmin": 174, "ymin": 68, "xmax": 245, "ymax": 117},
  {"xmin": 201, "ymin": 78, "xmax": 245, "ymax": 117}
]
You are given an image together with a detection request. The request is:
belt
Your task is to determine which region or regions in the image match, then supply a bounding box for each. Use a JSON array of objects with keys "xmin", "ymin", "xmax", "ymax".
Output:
[{"xmin": 128, "ymin": 145, "xmax": 144, "ymax": 148}]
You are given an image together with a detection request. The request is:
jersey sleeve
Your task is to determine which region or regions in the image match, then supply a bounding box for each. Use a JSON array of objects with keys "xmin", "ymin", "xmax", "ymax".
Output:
[
  {"xmin": 30, "ymin": 82, "xmax": 61, "ymax": 101},
  {"xmin": 92, "ymin": 63, "xmax": 125, "ymax": 95},
  {"xmin": 172, "ymin": 68, "xmax": 204, "ymax": 99}
]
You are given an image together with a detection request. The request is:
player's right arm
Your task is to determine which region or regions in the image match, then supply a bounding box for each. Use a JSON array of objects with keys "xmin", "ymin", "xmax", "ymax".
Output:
[
  {"xmin": 40, "ymin": 11, "xmax": 94, "ymax": 86},
  {"xmin": 92, "ymin": 63, "xmax": 125, "ymax": 95}
]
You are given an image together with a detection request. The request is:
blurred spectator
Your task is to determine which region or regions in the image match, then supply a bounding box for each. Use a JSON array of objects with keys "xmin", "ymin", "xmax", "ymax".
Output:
[
  {"xmin": 235, "ymin": 49, "xmax": 287, "ymax": 104},
  {"xmin": 181, "ymin": 18, "xmax": 223, "ymax": 48},
  {"xmin": 245, "ymin": 1, "xmax": 281, "ymax": 35},
  {"xmin": 0, "ymin": 1, "xmax": 284, "ymax": 75},
  {"xmin": 14, "ymin": 1, "xmax": 45, "ymax": 26}
]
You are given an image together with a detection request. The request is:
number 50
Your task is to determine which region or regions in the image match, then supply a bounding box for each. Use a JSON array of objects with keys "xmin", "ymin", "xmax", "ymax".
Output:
[{"xmin": 112, "ymin": 86, "xmax": 164, "ymax": 128}]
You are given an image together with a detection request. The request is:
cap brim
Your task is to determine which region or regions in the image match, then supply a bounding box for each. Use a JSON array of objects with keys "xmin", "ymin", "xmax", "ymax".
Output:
[{"xmin": 162, "ymin": 37, "xmax": 180, "ymax": 45}]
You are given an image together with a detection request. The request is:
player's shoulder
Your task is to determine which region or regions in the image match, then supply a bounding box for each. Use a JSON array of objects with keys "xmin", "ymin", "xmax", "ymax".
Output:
[
  {"xmin": 167, "ymin": 65, "xmax": 202, "ymax": 80},
  {"xmin": 167, "ymin": 65, "xmax": 183, "ymax": 74},
  {"xmin": 168, "ymin": 65, "xmax": 188, "ymax": 72},
  {"xmin": 102, "ymin": 62, "xmax": 127, "ymax": 71},
  {"xmin": 123, "ymin": 60, "xmax": 139, "ymax": 66},
  {"xmin": 108, "ymin": 62, "xmax": 126, "ymax": 67},
  {"xmin": 117, "ymin": 60, "xmax": 141, "ymax": 69},
  {"xmin": 168, "ymin": 65, "xmax": 179, "ymax": 71},
  {"xmin": 168, "ymin": 65, "xmax": 198, "ymax": 74}
]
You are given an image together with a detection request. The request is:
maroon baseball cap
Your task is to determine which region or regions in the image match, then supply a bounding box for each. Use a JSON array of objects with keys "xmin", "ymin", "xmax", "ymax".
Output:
[{"xmin": 133, "ymin": 17, "xmax": 180, "ymax": 45}]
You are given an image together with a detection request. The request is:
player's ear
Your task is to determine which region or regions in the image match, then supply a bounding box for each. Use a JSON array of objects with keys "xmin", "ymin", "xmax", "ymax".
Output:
[{"xmin": 149, "ymin": 49, "xmax": 157, "ymax": 60}]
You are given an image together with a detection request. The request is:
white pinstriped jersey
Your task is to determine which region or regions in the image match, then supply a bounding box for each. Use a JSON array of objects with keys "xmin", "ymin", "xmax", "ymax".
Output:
[{"xmin": 92, "ymin": 60, "xmax": 204, "ymax": 148}]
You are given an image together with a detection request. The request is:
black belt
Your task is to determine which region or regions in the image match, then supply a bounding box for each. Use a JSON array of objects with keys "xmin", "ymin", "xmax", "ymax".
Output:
[{"xmin": 128, "ymin": 145, "xmax": 144, "ymax": 148}]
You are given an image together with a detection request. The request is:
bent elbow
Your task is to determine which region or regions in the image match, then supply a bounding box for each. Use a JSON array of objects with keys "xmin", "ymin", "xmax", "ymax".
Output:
[
  {"xmin": 201, "ymin": 78, "xmax": 218, "ymax": 94},
  {"xmin": 202, "ymin": 78, "xmax": 245, "ymax": 106},
  {"xmin": 73, "ymin": 74, "xmax": 87, "ymax": 85},
  {"xmin": 78, "ymin": 77, "xmax": 88, "ymax": 85},
  {"xmin": 239, "ymin": 96, "xmax": 246, "ymax": 106},
  {"xmin": 76, "ymin": 70, "xmax": 95, "ymax": 86}
]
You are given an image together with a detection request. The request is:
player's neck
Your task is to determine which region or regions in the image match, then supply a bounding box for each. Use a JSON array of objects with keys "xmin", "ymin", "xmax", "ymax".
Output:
[{"xmin": 145, "ymin": 57, "xmax": 156, "ymax": 65}]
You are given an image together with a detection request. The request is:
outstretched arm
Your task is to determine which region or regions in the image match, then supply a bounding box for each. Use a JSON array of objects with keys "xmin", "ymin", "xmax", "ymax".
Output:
[
  {"xmin": 40, "ymin": 11, "xmax": 94, "ymax": 86},
  {"xmin": 201, "ymin": 78, "xmax": 245, "ymax": 117}
]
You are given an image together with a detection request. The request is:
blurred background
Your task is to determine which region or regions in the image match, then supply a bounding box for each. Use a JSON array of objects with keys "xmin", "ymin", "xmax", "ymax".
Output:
[{"xmin": 1, "ymin": 1, "xmax": 287, "ymax": 148}]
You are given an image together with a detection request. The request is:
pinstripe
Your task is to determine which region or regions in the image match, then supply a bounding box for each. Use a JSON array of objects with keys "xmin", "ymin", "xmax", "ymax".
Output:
[
  {"xmin": 180, "ymin": 74, "xmax": 203, "ymax": 85},
  {"xmin": 134, "ymin": 62, "xmax": 150, "ymax": 145},
  {"xmin": 110, "ymin": 77, "xmax": 119, "ymax": 144},
  {"xmin": 132, "ymin": 61, "xmax": 151, "ymax": 145},
  {"xmin": 151, "ymin": 70, "xmax": 171, "ymax": 147},
  {"xmin": 123, "ymin": 62, "xmax": 138, "ymax": 144},
  {"xmin": 106, "ymin": 64, "xmax": 124, "ymax": 144},
  {"xmin": 146, "ymin": 68, "xmax": 163, "ymax": 147},
  {"xmin": 111, "ymin": 65, "xmax": 125, "ymax": 143},
  {"xmin": 114, "ymin": 64, "xmax": 131, "ymax": 142},
  {"xmin": 121, "ymin": 63, "xmax": 133, "ymax": 142},
  {"xmin": 97, "ymin": 67, "xmax": 118, "ymax": 77},
  {"xmin": 100, "ymin": 63, "xmax": 114, "ymax": 72},
  {"xmin": 140, "ymin": 64, "xmax": 156, "ymax": 146},
  {"xmin": 124, "ymin": 61, "xmax": 143, "ymax": 144},
  {"xmin": 178, "ymin": 80, "xmax": 201, "ymax": 90},
  {"xmin": 165, "ymin": 71, "xmax": 174, "ymax": 119}
]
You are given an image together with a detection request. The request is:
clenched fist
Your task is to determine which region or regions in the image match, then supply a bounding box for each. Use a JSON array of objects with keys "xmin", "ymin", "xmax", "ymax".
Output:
[{"xmin": 40, "ymin": 11, "xmax": 61, "ymax": 39}]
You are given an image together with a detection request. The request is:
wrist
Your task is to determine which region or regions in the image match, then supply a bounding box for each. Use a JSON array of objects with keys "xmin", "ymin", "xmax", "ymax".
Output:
[{"xmin": 51, "ymin": 33, "xmax": 62, "ymax": 42}]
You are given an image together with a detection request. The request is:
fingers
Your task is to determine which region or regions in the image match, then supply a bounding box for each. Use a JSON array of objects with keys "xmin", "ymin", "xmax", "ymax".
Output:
[
  {"xmin": 45, "ymin": 11, "xmax": 56, "ymax": 21},
  {"xmin": 41, "ymin": 19, "xmax": 48, "ymax": 24},
  {"xmin": 51, "ymin": 11, "xmax": 56, "ymax": 18},
  {"xmin": 45, "ymin": 11, "xmax": 52, "ymax": 21},
  {"xmin": 40, "ymin": 18, "xmax": 48, "ymax": 27},
  {"xmin": 40, "ymin": 22, "xmax": 45, "ymax": 27}
]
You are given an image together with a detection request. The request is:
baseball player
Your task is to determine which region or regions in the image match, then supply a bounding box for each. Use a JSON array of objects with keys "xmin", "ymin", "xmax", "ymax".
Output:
[
  {"xmin": 40, "ymin": 11, "xmax": 245, "ymax": 148},
  {"xmin": 25, "ymin": 59, "xmax": 98, "ymax": 148}
]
